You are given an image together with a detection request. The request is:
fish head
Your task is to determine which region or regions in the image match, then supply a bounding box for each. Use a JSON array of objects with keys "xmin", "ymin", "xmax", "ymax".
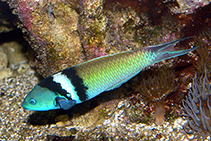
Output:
[{"xmin": 22, "ymin": 85, "xmax": 60, "ymax": 111}]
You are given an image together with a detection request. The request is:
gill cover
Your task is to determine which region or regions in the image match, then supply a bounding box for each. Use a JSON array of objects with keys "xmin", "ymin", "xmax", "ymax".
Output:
[{"xmin": 22, "ymin": 85, "xmax": 60, "ymax": 111}]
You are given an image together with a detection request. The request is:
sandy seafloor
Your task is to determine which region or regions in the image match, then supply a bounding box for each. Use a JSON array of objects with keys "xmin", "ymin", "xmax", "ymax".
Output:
[{"xmin": 1, "ymin": 67, "xmax": 210, "ymax": 140}]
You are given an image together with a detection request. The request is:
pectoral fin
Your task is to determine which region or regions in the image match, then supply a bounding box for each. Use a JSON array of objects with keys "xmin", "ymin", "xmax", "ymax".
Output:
[{"xmin": 56, "ymin": 97, "xmax": 77, "ymax": 110}]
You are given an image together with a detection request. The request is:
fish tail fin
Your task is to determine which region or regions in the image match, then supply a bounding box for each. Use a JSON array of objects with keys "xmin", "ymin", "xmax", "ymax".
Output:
[
  {"xmin": 156, "ymin": 46, "xmax": 199, "ymax": 63},
  {"xmin": 144, "ymin": 37, "xmax": 199, "ymax": 63}
]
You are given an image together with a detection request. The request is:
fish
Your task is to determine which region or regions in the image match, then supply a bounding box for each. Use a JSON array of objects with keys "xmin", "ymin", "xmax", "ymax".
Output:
[{"xmin": 22, "ymin": 38, "xmax": 199, "ymax": 111}]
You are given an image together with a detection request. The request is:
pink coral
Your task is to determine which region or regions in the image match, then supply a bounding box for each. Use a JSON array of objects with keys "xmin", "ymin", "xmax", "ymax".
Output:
[{"xmin": 17, "ymin": 0, "xmax": 33, "ymax": 31}]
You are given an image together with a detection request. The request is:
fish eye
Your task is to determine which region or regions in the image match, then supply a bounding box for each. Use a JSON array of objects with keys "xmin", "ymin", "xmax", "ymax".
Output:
[{"xmin": 29, "ymin": 98, "xmax": 37, "ymax": 105}]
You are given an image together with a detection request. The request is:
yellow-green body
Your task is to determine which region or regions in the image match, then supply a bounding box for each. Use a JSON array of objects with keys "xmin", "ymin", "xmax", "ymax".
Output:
[{"xmin": 75, "ymin": 50, "xmax": 155, "ymax": 100}]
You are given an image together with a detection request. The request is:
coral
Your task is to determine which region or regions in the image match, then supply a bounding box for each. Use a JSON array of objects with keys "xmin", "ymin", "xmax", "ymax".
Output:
[
  {"xmin": 5, "ymin": 0, "xmax": 201, "ymax": 77},
  {"xmin": 170, "ymin": 0, "xmax": 211, "ymax": 14},
  {"xmin": 30, "ymin": 1, "xmax": 84, "ymax": 77},
  {"xmin": 6, "ymin": 0, "xmax": 85, "ymax": 77},
  {"xmin": 78, "ymin": 0, "xmax": 109, "ymax": 59},
  {"xmin": 182, "ymin": 69, "xmax": 211, "ymax": 139},
  {"xmin": 179, "ymin": 3, "xmax": 211, "ymax": 38},
  {"xmin": 105, "ymin": 0, "xmax": 179, "ymax": 48}
]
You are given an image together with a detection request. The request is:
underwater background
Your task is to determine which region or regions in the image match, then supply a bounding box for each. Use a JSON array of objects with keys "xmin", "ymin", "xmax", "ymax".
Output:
[{"xmin": 0, "ymin": 0, "xmax": 211, "ymax": 140}]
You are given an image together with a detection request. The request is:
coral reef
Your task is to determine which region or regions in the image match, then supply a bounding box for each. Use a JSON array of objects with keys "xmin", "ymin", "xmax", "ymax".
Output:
[
  {"xmin": 182, "ymin": 69, "xmax": 211, "ymax": 139},
  {"xmin": 0, "ymin": 0, "xmax": 211, "ymax": 140},
  {"xmin": 5, "ymin": 0, "xmax": 210, "ymax": 77},
  {"xmin": 78, "ymin": 0, "xmax": 109, "ymax": 59},
  {"xmin": 6, "ymin": 0, "xmax": 85, "ymax": 77}
]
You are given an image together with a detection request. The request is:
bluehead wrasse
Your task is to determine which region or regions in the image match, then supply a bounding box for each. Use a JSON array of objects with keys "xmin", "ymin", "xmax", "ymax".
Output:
[{"xmin": 22, "ymin": 38, "xmax": 199, "ymax": 111}]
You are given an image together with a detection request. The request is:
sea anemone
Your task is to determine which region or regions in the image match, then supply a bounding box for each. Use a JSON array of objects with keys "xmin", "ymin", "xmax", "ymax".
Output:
[
  {"xmin": 182, "ymin": 69, "xmax": 211, "ymax": 139},
  {"xmin": 133, "ymin": 66, "xmax": 178, "ymax": 125},
  {"xmin": 137, "ymin": 66, "xmax": 177, "ymax": 101}
]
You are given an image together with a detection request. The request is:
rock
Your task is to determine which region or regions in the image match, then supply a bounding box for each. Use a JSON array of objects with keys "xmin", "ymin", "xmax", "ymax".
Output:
[
  {"xmin": 56, "ymin": 121, "xmax": 66, "ymax": 128},
  {"xmin": 1, "ymin": 41, "xmax": 28, "ymax": 68},
  {"xmin": 0, "ymin": 68, "xmax": 13, "ymax": 79},
  {"xmin": 170, "ymin": 0, "xmax": 211, "ymax": 14},
  {"xmin": 17, "ymin": 63, "xmax": 30, "ymax": 74},
  {"xmin": 0, "ymin": 41, "xmax": 30, "ymax": 79},
  {"xmin": 0, "ymin": 1, "xmax": 17, "ymax": 33},
  {"xmin": 0, "ymin": 47, "xmax": 8, "ymax": 70}
]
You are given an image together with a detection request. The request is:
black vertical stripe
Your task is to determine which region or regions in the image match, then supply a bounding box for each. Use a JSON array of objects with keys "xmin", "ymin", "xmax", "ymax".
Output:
[
  {"xmin": 62, "ymin": 67, "xmax": 88, "ymax": 101},
  {"xmin": 38, "ymin": 76, "xmax": 71, "ymax": 100}
]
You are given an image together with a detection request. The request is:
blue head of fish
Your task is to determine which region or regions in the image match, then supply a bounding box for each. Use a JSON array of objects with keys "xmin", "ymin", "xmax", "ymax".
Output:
[{"xmin": 22, "ymin": 85, "xmax": 61, "ymax": 111}]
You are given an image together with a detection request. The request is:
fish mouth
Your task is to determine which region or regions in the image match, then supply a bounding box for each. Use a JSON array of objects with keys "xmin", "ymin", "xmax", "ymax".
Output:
[
  {"xmin": 22, "ymin": 103, "xmax": 29, "ymax": 110},
  {"xmin": 23, "ymin": 107, "xmax": 29, "ymax": 110}
]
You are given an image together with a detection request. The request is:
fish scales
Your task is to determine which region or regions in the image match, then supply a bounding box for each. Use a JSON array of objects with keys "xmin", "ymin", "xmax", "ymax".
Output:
[
  {"xmin": 75, "ymin": 50, "xmax": 156, "ymax": 100},
  {"xmin": 22, "ymin": 38, "xmax": 199, "ymax": 111}
]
